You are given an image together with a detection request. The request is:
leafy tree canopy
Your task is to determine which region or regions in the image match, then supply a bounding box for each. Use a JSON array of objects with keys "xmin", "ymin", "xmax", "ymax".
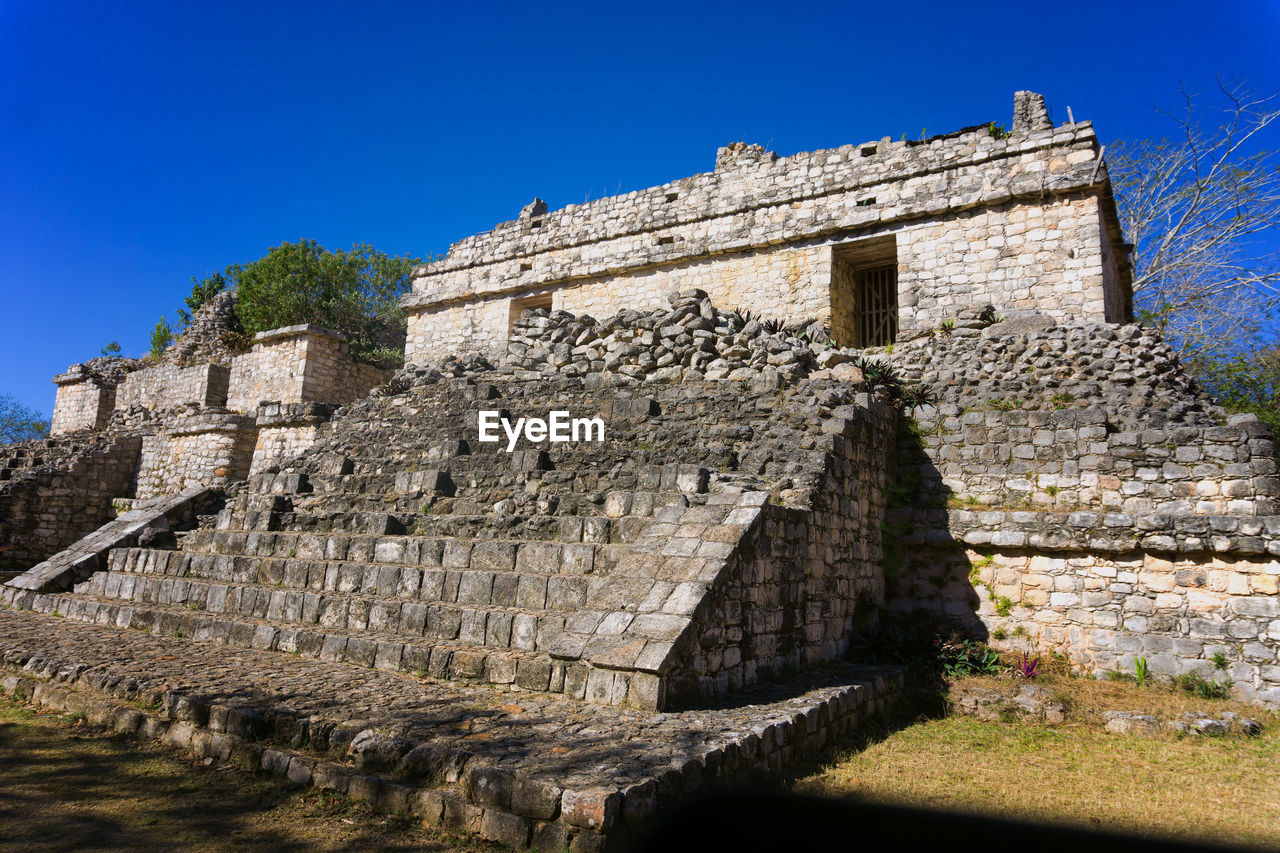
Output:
[
  {"xmin": 0, "ymin": 394, "xmax": 50, "ymax": 444},
  {"xmin": 180, "ymin": 241, "xmax": 422, "ymax": 366}
]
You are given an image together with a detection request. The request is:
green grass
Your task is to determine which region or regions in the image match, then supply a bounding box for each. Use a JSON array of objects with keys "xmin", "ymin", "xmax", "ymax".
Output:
[
  {"xmin": 797, "ymin": 674, "xmax": 1280, "ymax": 849},
  {"xmin": 0, "ymin": 694, "xmax": 501, "ymax": 852}
]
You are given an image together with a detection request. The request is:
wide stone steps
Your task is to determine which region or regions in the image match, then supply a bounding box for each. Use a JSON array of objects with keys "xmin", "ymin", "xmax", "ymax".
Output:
[
  {"xmin": 218, "ymin": 511, "xmax": 654, "ymax": 547},
  {"xmin": 180, "ymin": 528, "xmax": 630, "ymax": 565},
  {"xmin": 68, "ymin": 571, "xmax": 588, "ymax": 647},
  {"xmin": 97, "ymin": 551, "xmax": 610, "ymax": 612},
  {"xmin": 23, "ymin": 590, "xmax": 572, "ymax": 694}
]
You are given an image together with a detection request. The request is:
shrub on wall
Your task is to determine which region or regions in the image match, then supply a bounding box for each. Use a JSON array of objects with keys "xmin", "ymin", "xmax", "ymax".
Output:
[{"xmin": 217, "ymin": 240, "xmax": 421, "ymax": 366}]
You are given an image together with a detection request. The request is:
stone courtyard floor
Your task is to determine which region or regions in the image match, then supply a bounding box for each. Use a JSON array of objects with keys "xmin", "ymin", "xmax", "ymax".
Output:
[{"xmin": 0, "ymin": 607, "xmax": 894, "ymax": 849}]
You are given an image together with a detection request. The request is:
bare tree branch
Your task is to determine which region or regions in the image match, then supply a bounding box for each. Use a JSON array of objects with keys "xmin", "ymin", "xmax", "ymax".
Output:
[
  {"xmin": 0, "ymin": 394, "xmax": 50, "ymax": 445},
  {"xmin": 1109, "ymin": 77, "xmax": 1280, "ymax": 357}
]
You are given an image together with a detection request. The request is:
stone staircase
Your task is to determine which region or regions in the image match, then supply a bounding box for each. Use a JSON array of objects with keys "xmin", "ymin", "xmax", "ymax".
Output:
[{"xmin": 9, "ymin": 375, "xmax": 894, "ymax": 711}]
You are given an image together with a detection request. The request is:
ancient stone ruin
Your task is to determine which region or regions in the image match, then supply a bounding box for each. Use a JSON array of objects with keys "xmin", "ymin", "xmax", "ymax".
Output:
[{"xmin": 2, "ymin": 91, "xmax": 1277, "ymax": 850}]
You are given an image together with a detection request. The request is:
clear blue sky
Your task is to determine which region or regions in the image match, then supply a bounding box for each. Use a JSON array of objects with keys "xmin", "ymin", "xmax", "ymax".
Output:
[{"xmin": 2, "ymin": 0, "xmax": 1278, "ymax": 417}]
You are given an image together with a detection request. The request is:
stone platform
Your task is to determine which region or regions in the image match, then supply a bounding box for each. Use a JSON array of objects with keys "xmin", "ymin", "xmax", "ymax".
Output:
[{"xmin": 0, "ymin": 608, "xmax": 897, "ymax": 851}]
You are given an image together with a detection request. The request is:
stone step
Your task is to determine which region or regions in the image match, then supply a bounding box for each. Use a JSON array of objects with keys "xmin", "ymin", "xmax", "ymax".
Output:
[
  {"xmin": 0, "ymin": 602, "xmax": 893, "ymax": 852},
  {"xmin": 97, "ymin": 552, "xmax": 609, "ymax": 612},
  {"xmin": 176, "ymin": 530, "xmax": 626, "ymax": 569},
  {"xmin": 68, "ymin": 573, "xmax": 589, "ymax": 650},
  {"xmin": 209, "ymin": 510, "xmax": 654, "ymax": 545},
  {"xmin": 25, "ymin": 592, "xmax": 574, "ymax": 695}
]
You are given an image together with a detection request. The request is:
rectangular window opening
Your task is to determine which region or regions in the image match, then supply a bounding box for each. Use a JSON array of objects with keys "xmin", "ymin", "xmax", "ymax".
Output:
[
  {"xmin": 860, "ymin": 146, "xmax": 877, "ymax": 157},
  {"xmin": 657, "ymin": 235, "xmax": 675, "ymax": 245},
  {"xmin": 665, "ymin": 192, "xmax": 680, "ymax": 202},
  {"xmin": 831, "ymin": 237, "xmax": 899, "ymax": 349},
  {"xmin": 509, "ymin": 292, "xmax": 554, "ymax": 338},
  {"xmin": 520, "ymin": 262, "xmax": 533, "ymax": 272}
]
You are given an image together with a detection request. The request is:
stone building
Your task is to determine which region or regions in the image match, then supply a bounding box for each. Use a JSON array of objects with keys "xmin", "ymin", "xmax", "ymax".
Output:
[
  {"xmin": 4, "ymin": 90, "xmax": 1280, "ymax": 851},
  {"xmin": 403, "ymin": 91, "xmax": 1131, "ymax": 363},
  {"xmin": 12, "ymin": 297, "xmax": 391, "ymax": 564}
]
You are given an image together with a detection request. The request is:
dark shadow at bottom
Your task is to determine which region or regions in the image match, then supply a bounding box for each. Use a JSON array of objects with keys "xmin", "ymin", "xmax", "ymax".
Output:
[{"xmin": 632, "ymin": 789, "xmax": 1250, "ymax": 853}]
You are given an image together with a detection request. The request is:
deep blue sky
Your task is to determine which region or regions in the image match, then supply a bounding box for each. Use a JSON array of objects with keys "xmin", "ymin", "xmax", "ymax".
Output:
[{"xmin": 3, "ymin": 0, "xmax": 1278, "ymax": 417}]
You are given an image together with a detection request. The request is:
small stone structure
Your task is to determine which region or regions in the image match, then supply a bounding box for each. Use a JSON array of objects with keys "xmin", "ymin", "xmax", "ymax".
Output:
[
  {"xmin": 403, "ymin": 91, "xmax": 1130, "ymax": 364},
  {"xmin": 21, "ymin": 299, "xmax": 393, "ymax": 565}
]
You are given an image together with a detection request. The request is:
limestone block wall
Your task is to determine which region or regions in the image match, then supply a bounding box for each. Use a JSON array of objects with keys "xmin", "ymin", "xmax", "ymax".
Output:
[
  {"xmin": 0, "ymin": 435, "xmax": 142, "ymax": 567},
  {"xmin": 249, "ymin": 402, "xmax": 339, "ymax": 476},
  {"xmin": 226, "ymin": 326, "xmax": 390, "ymax": 413},
  {"xmin": 50, "ymin": 378, "xmax": 114, "ymax": 435},
  {"xmin": 893, "ymin": 194, "xmax": 1114, "ymax": 329},
  {"xmin": 403, "ymin": 93, "xmax": 1131, "ymax": 365},
  {"xmin": 136, "ymin": 413, "xmax": 256, "ymax": 499},
  {"xmin": 662, "ymin": 403, "xmax": 896, "ymax": 702},
  {"xmin": 890, "ymin": 529, "xmax": 1280, "ymax": 705},
  {"xmin": 115, "ymin": 364, "xmax": 231, "ymax": 412},
  {"xmin": 563, "ymin": 398, "xmax": 898, "ymax": 708},
  {"xmin": 912, "ymin": 407, "xmax": 1278, "ymax": 516}
]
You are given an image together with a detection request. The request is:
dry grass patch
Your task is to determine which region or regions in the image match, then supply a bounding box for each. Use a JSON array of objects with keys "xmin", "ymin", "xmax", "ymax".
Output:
[
  {"xmin": 796, "ymin": 673, "xmax": 1280, "ymax": 849},
  {"xmin": 0, "ymin": 695, "xmax": 499, "ymax": 853}
]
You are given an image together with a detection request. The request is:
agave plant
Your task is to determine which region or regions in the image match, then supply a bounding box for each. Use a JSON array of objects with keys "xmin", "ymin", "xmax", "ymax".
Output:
[
  {"xmin": 1014, "ymin": 651, "xmax": 1041, "ymax": 679},
  {"xmin": 373, "ymin": 376, "xmax": 412, "ymax": 398}
]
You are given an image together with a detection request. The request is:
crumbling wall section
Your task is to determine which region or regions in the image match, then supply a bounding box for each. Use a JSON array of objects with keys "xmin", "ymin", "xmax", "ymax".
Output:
[
  {"xmin": 115, "ymin": 363, "xmax": 231, "ymax": 412},
  {"xmin": 136, "ymin": 412, "xmax": 256, "ymax": 499},
  {"xmin": 249, "ymin": 402, "xmax": 338, "ymax": 475},
  {"xmin": 50, "ymin": 377, "xmax": 114, "ymax": 435},
  {"xmin": 0, "ymin": 434, "xmax": 142, "ymax": 567},
  {"xmin": 885, "ymin": 316, "xmax": 1280, "ymax": 703}
]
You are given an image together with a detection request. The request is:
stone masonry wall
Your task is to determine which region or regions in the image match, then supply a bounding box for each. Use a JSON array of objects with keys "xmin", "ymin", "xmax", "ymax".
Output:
[
  {"xmin": 403, "ymin": 93, "xmax": 1130, "ymax": 365},
  {"xmin": 0, "ymin": 435, "xmax": 142, "ymax": 567},
  {"xmin": 882, "ymin": 311, "xmax": 1280, "ymax": 703},
  {"xmin": 891, "ymin": 539, "xmax": 1280, "ymax": 705},
  {"xmin": 226, "ymin": 326, "xmax": 391, "ymax": 413},
  {"xmin": 136, "ymin": 413, "xmax": 256, "ymax": 500},
  {"xmin": 50, "ymin": 378, "xmax": 114, "ymax": 435},
  {"xmin": 653, "ymin": 401, "xmax": 897, "ymax": 704},
  {"xmin": 249, "ymin": 402, "xmax": 340, "ymax": 476},
  {"xmin": 115, "ymin": 363, "xmax": 231, "ymax": 413},
  {"xmin": 889, "ymin": 320, "xmax": 1280, "ymax": 516}
]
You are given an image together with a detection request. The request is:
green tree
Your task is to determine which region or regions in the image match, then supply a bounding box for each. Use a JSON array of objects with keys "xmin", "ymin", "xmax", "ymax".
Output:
[
  {"xmin": 230, "ymin": 240, "xmax": 421, "ymax": 365},
  {"xmin": 1189, "ymin": 345, "xmax": 1280, "ymax": 440},
  {"xmin": 149, "ymin": 316, "xmax": 174, "ymax": 359},
  {"xmin": 0, "ymin": 394, "xmax": 50, "ymax": 444},
  {"xmin": 99, "ymin": 341, "xmax": 121, "ymax": 356}
]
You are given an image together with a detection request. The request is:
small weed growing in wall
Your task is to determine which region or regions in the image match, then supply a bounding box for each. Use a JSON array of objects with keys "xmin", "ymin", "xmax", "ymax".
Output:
[
  {"xmin": 991, "ymin": 627, "xmax": 1008, "ymax": 640},
  {"xmin": 976, "ymin": 305, "xmax": 1004, "ymax": 327},
  {"xmin": 1012, "ymin": 625, "xmax": 1028, "ymax": 638},
  {"xmin": 1013, "ymin": 652, "xmax": 1041, "ymax": 679},
  {"xmin": 987, "ymin": 121, "xmax": 1011, "ymax": 139},
  {"xmin": 938, "ymin": 318, "xmax": 955, "ymax": 336},
  {"xmin": 984, "ymin": 397, "xmax": 1024, "ymax": 412},
  {"xmin": 1134, "ymin": 656, "xmax": 1150, "ymax": 687},
  {"xmin": 1045, "ymin": 485, "xmax": 1060, "ymax": 497},
  {"xmin": 1050, "ymin": 392, "xmax": 1076, "ymax": 410},
  {"xmin": 172, "ymin": 629, "xmax": 185, "ymax": 639},
  {"xmin": 993, "ymin": 595, "xmax": 1015, "ymax": 617},
  {"xmin": 1210, "ymin": 651, "xmax": 1230, "ymax": 671},
  {"xmin": 1173, "ymin": 672, "xmax": 1232, "ymax": 700}
]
